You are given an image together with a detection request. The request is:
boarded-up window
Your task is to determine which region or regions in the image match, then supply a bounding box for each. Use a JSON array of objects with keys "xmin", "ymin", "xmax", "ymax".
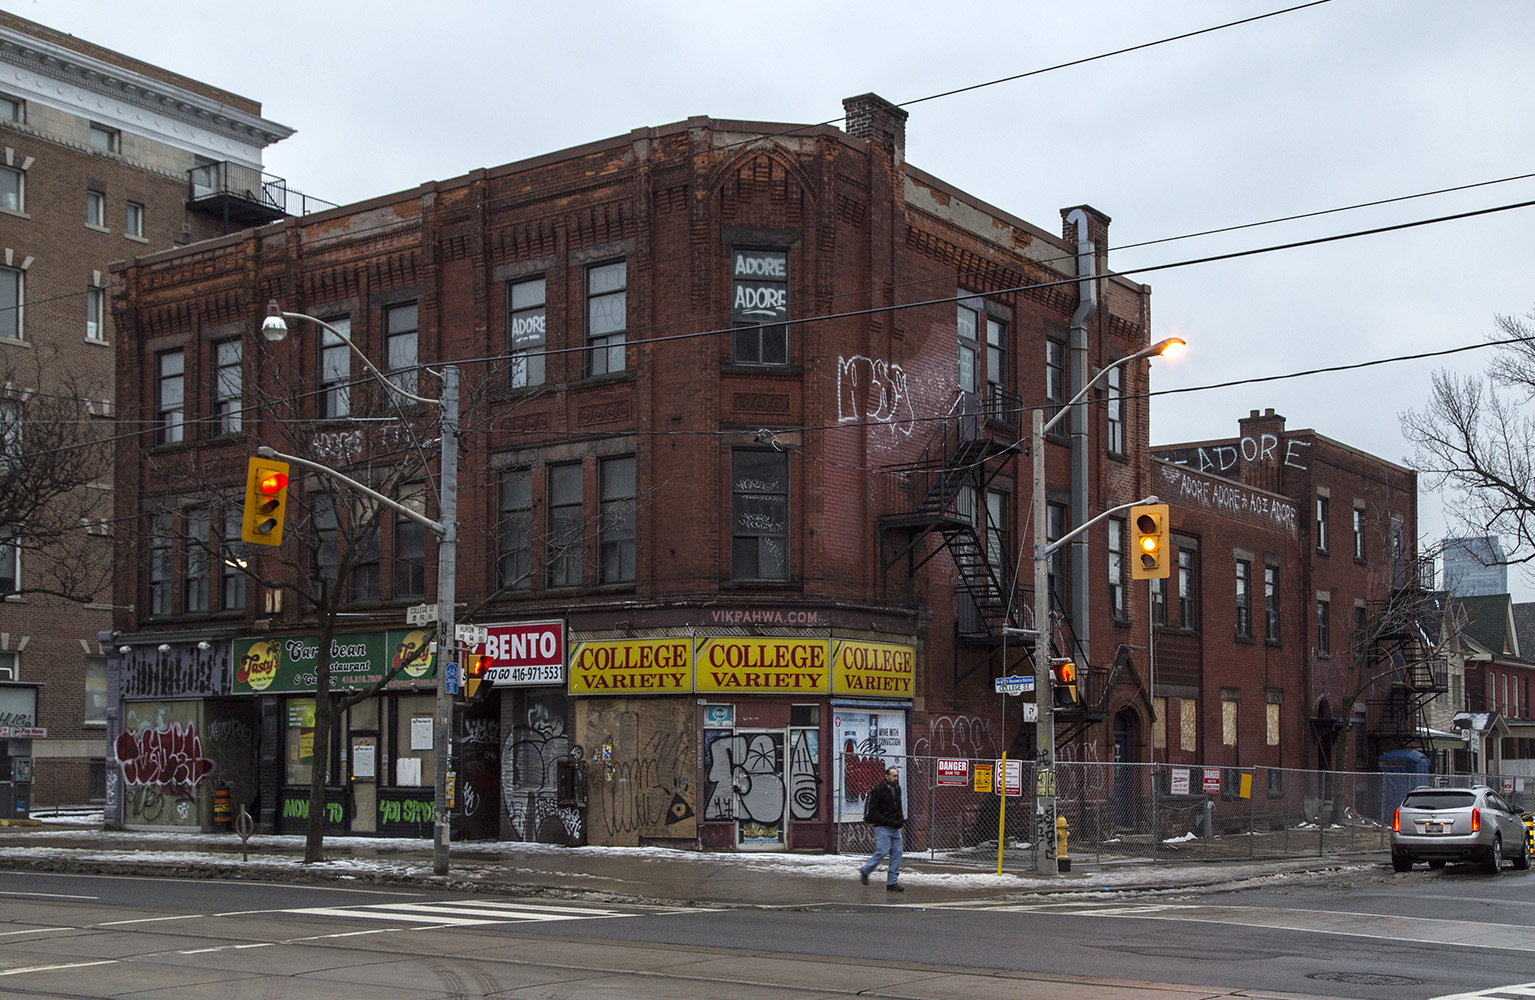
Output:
[
  {"xmin": 1179, "ymin": 699, "xmax": 1197, "ymax": 752},
  {"xmin": 1153, "ymin": 696, "xmax": 1167, "ymax": 749},
  {"xmin": 1266, "ymin": 702, "xmax": 1280, "ymax": 746},
  {"xmin": 1222, "ymin": 697, "xmax": 1238, "ymax": 747}
]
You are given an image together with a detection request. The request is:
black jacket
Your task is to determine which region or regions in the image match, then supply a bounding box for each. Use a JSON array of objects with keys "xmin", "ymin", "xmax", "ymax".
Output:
[{"xmin": 864, "ymin": 779, "xmax": 904, "ymax": 829}]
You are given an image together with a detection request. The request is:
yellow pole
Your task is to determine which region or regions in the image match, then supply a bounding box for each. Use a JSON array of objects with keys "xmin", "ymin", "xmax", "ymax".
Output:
[{"xmin": 996, "ymin": 751, "xmax": 1007, "ymax": 875}]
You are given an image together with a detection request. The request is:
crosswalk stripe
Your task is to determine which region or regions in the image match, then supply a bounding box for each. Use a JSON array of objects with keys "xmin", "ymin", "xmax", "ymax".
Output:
[{"xmin": 279, "ymin": 899, "xmax": 629, "ymax": 927}]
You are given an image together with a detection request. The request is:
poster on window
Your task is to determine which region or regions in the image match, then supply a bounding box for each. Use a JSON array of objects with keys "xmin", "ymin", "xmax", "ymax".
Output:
[
  {"xmin": 732, "ymin": 250, "xmax": 788, "ymax": 325},
  {"xmin": 832, "ymin": 709, "xmax": 907, "ymax": 824}
]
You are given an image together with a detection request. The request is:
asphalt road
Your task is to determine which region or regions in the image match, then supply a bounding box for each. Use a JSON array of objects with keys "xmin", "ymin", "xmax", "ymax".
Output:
[{"xmin": 0, "ymin": 865, "xmax": 1530, "ymax": 999}]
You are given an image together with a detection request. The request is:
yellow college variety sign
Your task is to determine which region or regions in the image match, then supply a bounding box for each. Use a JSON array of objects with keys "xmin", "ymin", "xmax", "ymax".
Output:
[
  {"xmin": 568, "ymin": 638, "xmax": 693, "ymax": 694},
  {"xmin": 695, "ymin": 637, "xmax": 830, "ymax": 694},
  {"xmin": 831, "ymin": 640, "xmax": 915, "ymax": 698}
]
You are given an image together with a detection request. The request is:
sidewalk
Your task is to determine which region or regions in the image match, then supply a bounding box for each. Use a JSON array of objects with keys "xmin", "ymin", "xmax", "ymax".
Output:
[{"xmin": 0, "ymin": 814, "xmax": 1386, "ymax": 907}]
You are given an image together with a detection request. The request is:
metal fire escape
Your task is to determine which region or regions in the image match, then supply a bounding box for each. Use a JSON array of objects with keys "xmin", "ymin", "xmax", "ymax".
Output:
[
  {"xmin": 880, "ymin": 387, "xmax": 1027, "ymax": 643},
  {"xmin": 1365, "ymin": 588, "xmax": 1449, "ymax": 750}
]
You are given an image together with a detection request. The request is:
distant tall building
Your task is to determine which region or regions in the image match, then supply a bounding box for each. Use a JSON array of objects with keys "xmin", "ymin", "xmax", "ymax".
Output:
[{"xmin": 1441, "ymin": 536, "xmax": 1507, "ymax": 597}]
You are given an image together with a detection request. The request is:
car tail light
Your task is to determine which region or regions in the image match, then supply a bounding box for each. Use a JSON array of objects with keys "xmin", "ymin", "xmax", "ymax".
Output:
[
  {"xmin": 1472, "ymin": 808, "xmax": 1481, "ymax": 832},
  {"xmin": 1393, "ymin": 808, "xmax": 1400, "ymax": 832}
]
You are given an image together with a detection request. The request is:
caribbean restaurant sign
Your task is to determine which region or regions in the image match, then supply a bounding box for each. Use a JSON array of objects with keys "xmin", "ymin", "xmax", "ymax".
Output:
[
  {"xmin": 568, "ymin": 637, "xmax": 692, "ymax": 695},
  {"xmin": 232, "ymin": 629, "xmax": 437, "ymax": 695},
  {"xmin": 831, "ymin": 640, "xmax": 915, "ymax": 698},
  {"xmin": 695, "ymin": 637, "xmax": 830, "ymax": 694}
]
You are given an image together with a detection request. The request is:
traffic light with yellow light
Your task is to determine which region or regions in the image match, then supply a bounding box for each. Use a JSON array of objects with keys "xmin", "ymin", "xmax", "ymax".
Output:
[
  {"xmin": 1052, "ymin": 660, "xmax": 1080, "ymax": 709},
  {"xmin": 241, "ymin": 457, "xmax": 291, "ymax": 546},
  {"xmin": 1130, "ymin": 503, "xmax": 1170, "ymax": 580},
  {"xmin": 463, "ymin": 654, "xmax": 492, "ymax": 702}
]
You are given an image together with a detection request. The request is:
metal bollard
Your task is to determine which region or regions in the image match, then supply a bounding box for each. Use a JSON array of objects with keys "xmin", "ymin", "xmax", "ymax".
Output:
[{"xmin": 234, "ymin": 806, "xmax": 254, "ymax": 862}]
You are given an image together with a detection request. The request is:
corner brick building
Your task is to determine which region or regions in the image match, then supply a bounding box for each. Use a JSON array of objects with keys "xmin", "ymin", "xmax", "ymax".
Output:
[
  {"xmin": 0, "ymin": 13, "xmax": 293, "ymax": 812},
  {"xmin": 107, "ymin": 94, "xmax": 1167, "ymax": 848}
]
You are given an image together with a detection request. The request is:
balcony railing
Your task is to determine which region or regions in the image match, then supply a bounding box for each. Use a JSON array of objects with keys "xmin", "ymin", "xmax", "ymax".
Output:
[{"xmin": 187, "ymin": 162, "xmax": 337, "ymax": 230}]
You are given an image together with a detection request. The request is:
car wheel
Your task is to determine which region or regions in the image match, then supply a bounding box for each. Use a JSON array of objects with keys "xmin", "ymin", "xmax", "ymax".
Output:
[
  {"xmin": 1514, "ymin": 836, "xmax": 1531, "ymax": 871},
  {"xmin": 1392, "ymin": 855, "xmax": 1413, "ymax": 873},
  {"xmin": 1427, "ymin": 859, "xmax": 1446, "ymax": 870},
  {"xmin": 1482, "ymin": 836, "xmax": 1502, "ymax": 875}
]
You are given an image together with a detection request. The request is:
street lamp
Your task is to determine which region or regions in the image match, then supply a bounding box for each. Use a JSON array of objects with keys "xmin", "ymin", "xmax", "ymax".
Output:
[
  {"xmin": 259, "ymin": 301, "xmax": 460, "ymax": 877},
  {"xmin": 1027, "ymin": 335, "xmax": 1183, "ymax": 875}
]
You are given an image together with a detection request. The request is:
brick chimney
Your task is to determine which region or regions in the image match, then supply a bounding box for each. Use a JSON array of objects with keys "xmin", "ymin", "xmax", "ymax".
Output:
[
  {"xmin": 842, "ymin": 93, "xmax": 908, "ymax": 160},
  {"xmin": 1236, "ymin": 408, "xmax": 1287, "ymax": 494}
]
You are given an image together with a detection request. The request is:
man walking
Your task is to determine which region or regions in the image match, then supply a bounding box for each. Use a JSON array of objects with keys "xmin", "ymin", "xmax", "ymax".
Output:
[{"xmin": 859, "ymin": 766, "xmax": 905, "ymax": 891}]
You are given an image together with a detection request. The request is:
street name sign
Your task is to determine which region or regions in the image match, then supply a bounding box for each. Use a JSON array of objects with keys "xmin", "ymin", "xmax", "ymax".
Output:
[
  {"xmin": 993, "ymin": 674, "xmax": 1035, "ymax": 695},
  {"xmin": 406, "ymin": 603, "xmax": 438, "ymax": 626}
]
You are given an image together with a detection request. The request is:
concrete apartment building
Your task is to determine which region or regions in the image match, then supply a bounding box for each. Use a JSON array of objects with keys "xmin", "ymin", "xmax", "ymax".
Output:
[{"xmin": 0, "ymin": 13, "xmax": 294, "ymax": 812}]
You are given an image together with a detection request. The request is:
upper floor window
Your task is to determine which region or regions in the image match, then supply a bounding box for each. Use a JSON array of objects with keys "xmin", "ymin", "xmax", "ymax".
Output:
[
  {"xmin": 320, "ymin": 318, "xmax": 351, "ymax": 419},
  {"xmin": 0, "ymin": 95, "xmax": 22, "ymax": 123},
  {"xmin": 732, "ymin": 249, "xmax": 788, "ymax": 365},
  {"xmin": 599, "ymin": 456, "xmax": 636, "ymax": 584},
  {"xmin": 1045, "ymin": 337, "xmax": 1066, "ymax": 425},
  {"xmin": 0, "ymin": 526, "xmax": 17, "ymax": 595},
  {"xmin": 732, "ymin": 449, "xmax": 789, "ymax": 582},
  {"xmin": 0, "ymin": 267, "xmax": 21, "ymax": 340},
  {"xmin": 1235, "ymin": 559, "xmax": 1252, "ymax": 638},
  {"xmin": 155, "ymin": 349, "xmax": 184, "ymax": 445},
  {"xmin": 1108, "ymin": 517, "xmax": 1126, "ymax": 620},
  {"xmin": 85, "ymin": 656, "xmax": 107, "ymax": 726},
  {"xmin": 183, "ymin": 508, "xmax": 210, "ymax": 614},
  {"xmin": 956, "ymin": 300, "xmax": 979, "ymax": 397},
  {"xmin": 1316, "ymin": 597, "xmax": 1330, "ymax": 655},
  {"xmin": 0, "ymin": 166, "xmax": 21, "ymax": 213},
  {"xmin": 986, "ymin": 318, "xmax": 1007, "ymax": 397},
  {"xmin": 548, "ymin": 463, "xmax": 584, "ymax": 588},
  {"xmin": 86, "ymin": 287, "xmax": 105, "ymax": 342},
  {"xmin": 1353, "ymin": 506, "xmax": 1366, "ymax": 560},
  {"xmin": 385, "ymin": 302, "xmax": 418, "ymax": 396},
  {"xmin": 1315, "ymin": 495, "xmax": 1329, "ymax": 553},
  {"xmin": 1106, "ymin": 364, "xmax": 1124, "ymax": 455},
  {"xmin": 985, "ymin": 489, "xmax": 1007, "ymax": 571},
  {"xmin": 1046, "ymin": 502, "xmax": 1067, "ymax": 603},
  {"xmin": 1264, "ymin": 563, "xmax": 1280, "ymax": 642},
  {"xmin": 1150, "ymin": 575, "xmax": 1166, "ymax": 626},
  {"xmin": 586, "ymin": 261, "xmax": 627, "ymax": 376},
  {"xmin": 221, "ymin": 518, "xmax": 245, "ymax": 612},
  {"xmin": 0, "ymin": 398, "xmax": 20, "ymax": 472},
  {"xmin": 350, "ymin": 521, "xmax": 380, "ymax": 603},
  {"xmin": 126, "ymin": 202, "xmax": 144, "ymax": 238},
  {"xmin": 394, "ymin": 484, "xmax": 426, "ymax": 600},
  {"xmin": 508, "ymin": 277, "xmax": 546, "ymax": 388},
  {"xmin": 88, "ymin": 123, "xmax": 120, "ymax": 153},
  {"xmin": 214, "ymin": 339, "xmax": 242, "ymax": 434},
  {"xmin": 147, "ymin": 513, "xmax": 172, "ymax": 615},
  {"xmin": 86, "ymin": 190, "xmax": 106, "ymax": 228},
  {"xmin": 497, "ymin": 468, "xmax": 532, "ymax": 591},
  {"xmin": 1178, "ymin": 547, "xmax": 1198, "ymax": 629}
]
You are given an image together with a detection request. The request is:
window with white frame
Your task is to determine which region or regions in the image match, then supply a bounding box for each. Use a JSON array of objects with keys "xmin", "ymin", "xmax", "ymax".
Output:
[
  {"xmin": 0, "ymin": 266, "xmax": 21, "ymax": 340},
  {"xmin": 319, "ymin": 318, "xmax": 351, "ymax": 419},
  {"xmin": 0, "ymin": 95, "xmax": 22, "ymax": 123},
  {"xmin": 1178, "ymin": 546, "xmax": 1198, "ymax": 629},
  {"xmin": 85, "ymin": 655, "xmax": 107, "ymax": 726},
  {"xmin": 586, "ymin": 261, "xmax": 627, "ymax": 376},
  {"xmin": 1353, "ymin": 506, "xmax": 1366, "ymax": 560},
  {"xmin": 599, "ymin": 456, "xmax": 636, "ymax": 584},
  {"xmin": 0, "ymin": 166, "xmax": 21, "ymax": 213},
  {"xmin": 1235, "ymin": 558, "xmax": 1252, "ymax": 638},
  {"xmin": 1264, "ymin": 562, "xmax": 1280, "ymax": 641},
  {"xmin": 956, "ymin": 300, "xmax": 979, "ymax": 398},
  {"xmin": 0, "ymin": 398, "xmax": 19, "ymax": 472},
  {"xmin": 1106, "ymin": 364, "xmax": 1124, "ymax": 455},
  {"xmin": 1045, "ymin": 336, "xmax": 1066, "ymax": 426},
  {"xmin": 213, "ymin": 339, "xmax": 242, "ymax": 434},
  {"xmin": 1046, "ymin": 502, "xmax": 1067, "ymax": 602},
  {"xmin": 126, "ymin": 202, "xmax": 144, "ymax": 238},
  {"xmin": 732, "ymin": 249, "xmax": 788, "ymax": 365},
  {"xmin": 86, "ymin": 286, "xmax": 105, "ymax": 341},
  {"xmin": 1315, "ymin": 494, "xmax": 1329, "ymax": 553},
  {"xmin": 508, "ymin": 277, "xmax": 546, "ymax": 387},
  {"xmin": 497, "ymin": 468, "xmax": 532, "ymax": 590},
  {"xmin": 155, "ymin": 349, "xmax": 184, "ymax": 444},
  {"xmin": 985, "ymin": 317, "xmax": 1007, "ymax": 401},
  {"xmin": 385, "ymin": 302, "xmax": 419, "ymax": 396},
  {"xmin": 1108, "ymin": 516, "xmax": 1126, "ymax": 620},
  {"xmin": 86, "ymin": 190, "xmax": 105, "ymax": 228},
  {"xmin": 1316, "ymin": 596, "xmax": 1330, "ymax": 655}
]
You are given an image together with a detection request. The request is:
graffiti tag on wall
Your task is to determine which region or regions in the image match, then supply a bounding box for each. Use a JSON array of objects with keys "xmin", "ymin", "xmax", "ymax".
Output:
[
  {"xmin": 115, "ymin": 723, "xmax": 213, "ymax": 791},
  {"xmin": 837, "ymin": 355, "xmax": 917, "ymax": 439}
]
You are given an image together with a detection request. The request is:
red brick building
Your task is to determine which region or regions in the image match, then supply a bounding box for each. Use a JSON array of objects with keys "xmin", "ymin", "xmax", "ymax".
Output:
[
  {"xmin": 0, "ymin": 12, "xmax": 294, "ymax": 811},
  {"xmin": 107, "ymin": 94, "xmax": 1162, "ymax": 847},
  {"xmin": 1155, "ymin": 408, "xmax": 1426, "ymax": 775}
]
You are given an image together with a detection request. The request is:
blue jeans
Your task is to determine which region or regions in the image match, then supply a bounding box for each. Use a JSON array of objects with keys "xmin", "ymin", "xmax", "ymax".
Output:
[{"xmin": 860, "ymin": 825, "xmax": 903, "ymax": 884}]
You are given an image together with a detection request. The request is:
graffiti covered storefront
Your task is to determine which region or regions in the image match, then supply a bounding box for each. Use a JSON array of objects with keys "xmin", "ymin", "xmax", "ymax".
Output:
[{"xmin": 560, "ymin": 608, "xmax": 918, "ymax": 852}]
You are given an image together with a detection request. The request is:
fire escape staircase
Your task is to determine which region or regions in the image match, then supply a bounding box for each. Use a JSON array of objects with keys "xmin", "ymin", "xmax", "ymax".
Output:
[
  {"xmin": 1366, "ymin": 591, "xmax": 1449, "ymax": 749},
  {"xmin": 880, "ymin": 395, "xmax": 1026, "ymax": 644}
]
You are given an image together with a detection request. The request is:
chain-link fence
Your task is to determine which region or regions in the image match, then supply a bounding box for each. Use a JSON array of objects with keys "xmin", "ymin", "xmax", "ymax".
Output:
[{"xmin": 835, "ymin": 754, "xmax": 1533, "ymax": 869}]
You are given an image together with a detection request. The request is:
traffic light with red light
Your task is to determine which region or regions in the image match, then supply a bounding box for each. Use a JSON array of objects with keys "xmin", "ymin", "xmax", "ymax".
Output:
[
  {"xmin": 241, "ymin": 457, "xmax": 291, "ymax": 546},
  {"xmin": 1052, "ymin": 660, "xmax": 1079, "ymax": 708},
  {"xmin": 463, "ymin": 654, "xmax": 492, "ymax": 702},
  {"xmin": 1130, "ymin": 503, "xmax": 1170, "ymax": 580}
]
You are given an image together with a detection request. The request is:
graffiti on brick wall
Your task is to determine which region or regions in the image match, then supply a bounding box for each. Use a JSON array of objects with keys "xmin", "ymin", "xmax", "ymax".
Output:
[
  {"xmin": 915, "ymin": 714, "xmax": 997, "ymax": 759},
  {"xmin": 596, "ymin": 727, "xmax": 695, "ymax": 839},
  {"xmin": 1168, "ymin": 434, "xmax": 1311, "ymax": 476},
  {"xmin": 837, "ymin": 355, "xmax": 917, "ymax": 439},
  {"xmin": 1056, "ymin": 740, "xmax": 1112, "ymax": 803},
  {"xmin": 114, "ymin": 722, "xmax": 215, "ymax": 827},
  {"xmin": 1157, "ymin": 465, "xmax": 1298, "ymax": 535},
  {"xmin": 703, "ymin": 731, "xmax": 785, "ymax": 825}
]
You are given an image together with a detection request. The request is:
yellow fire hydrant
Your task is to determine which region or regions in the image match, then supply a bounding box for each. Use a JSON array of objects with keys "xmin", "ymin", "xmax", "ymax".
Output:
[{"xmin": 1056, "ymin": 814, "xmax": 1072, "ymax": 872}]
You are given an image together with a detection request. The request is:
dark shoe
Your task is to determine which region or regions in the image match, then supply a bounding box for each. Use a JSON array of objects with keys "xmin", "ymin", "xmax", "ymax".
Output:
[
  {"xmin": 859, "ymin": 869, "xmax": 869, "ymax": 885},
  {"xmin": 886, "ymin": 883, "xmax": 904, "ymax": 892}
]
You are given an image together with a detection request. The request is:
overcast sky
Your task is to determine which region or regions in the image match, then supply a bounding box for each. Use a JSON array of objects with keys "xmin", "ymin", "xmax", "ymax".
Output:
[{"xmin": 28, "ymin": 0, "xmax": 1535, "ymax": 596}]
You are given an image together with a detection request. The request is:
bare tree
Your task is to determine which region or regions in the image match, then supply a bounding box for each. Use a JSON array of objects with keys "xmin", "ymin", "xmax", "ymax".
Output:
[{"xmin": 1402, "ymin": 307, "xmax": 1535, "ymax": 578}]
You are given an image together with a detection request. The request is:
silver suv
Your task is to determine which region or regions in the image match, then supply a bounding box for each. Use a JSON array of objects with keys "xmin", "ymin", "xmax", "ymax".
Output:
[{"xmin": 1391, "ymin": 785, "xmax": 1531, "ymax": 874}]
